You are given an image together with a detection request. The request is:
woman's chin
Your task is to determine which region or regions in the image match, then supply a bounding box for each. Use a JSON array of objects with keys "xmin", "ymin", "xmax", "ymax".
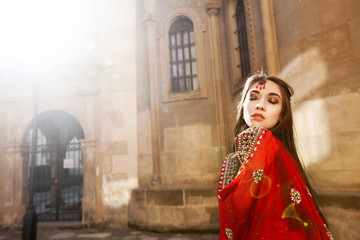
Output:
[{"xmin": 249, "ymin": 122, "xmax": 265, "ymax": 128}]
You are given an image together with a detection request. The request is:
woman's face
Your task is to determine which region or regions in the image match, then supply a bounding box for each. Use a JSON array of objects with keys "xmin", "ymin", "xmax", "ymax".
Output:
[{"xmin": 243, "ymin": 80, "xmax": 283, "ymax": 129}]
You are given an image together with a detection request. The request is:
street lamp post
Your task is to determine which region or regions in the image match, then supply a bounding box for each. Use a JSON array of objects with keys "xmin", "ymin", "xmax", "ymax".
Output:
[{"xmin": 22, "ymin": 80, "xmax": 39, "ymax": 240}]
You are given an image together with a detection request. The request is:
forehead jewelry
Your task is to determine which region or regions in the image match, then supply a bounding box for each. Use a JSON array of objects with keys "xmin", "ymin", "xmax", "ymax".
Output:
[{"xmin": 255, "ymin": 79, "xmax": 266, "ymax": 90}]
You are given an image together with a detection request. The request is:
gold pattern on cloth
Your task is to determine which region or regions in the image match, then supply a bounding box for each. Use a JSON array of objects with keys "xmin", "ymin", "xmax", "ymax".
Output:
[
  {"xmin": 224, "ymin": 153, "xmax": 241, "ymax": 187},
  {"xmin": 225, "ymin": 228, "xmax": 233, "ymax": 239},
  {"xmin": 222, "ymin": 127, "xmax": 265, "ymax": 188},
  {"xmin": 252, "ymin": 169, "xmax": 264, "ymax": 183},
  {"xmin": 290, "ymin": 188, "xmax": 302, "ymax": 204}
]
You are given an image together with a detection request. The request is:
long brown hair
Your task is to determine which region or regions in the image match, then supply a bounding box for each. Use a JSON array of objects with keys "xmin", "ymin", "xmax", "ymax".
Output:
[{"xmin": 234, "ymin": 71, "xmax": 329, "ymax": 226}]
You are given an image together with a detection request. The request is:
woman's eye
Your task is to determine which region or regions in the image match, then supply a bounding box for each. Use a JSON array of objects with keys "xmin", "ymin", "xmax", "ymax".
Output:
[
  {"xmin": 268, "ymin": 98, "xmax": 279, "ymax": 104},
  {"xmin": 249, "ymin": 94, "xmax": 257, "ymax": 100}
]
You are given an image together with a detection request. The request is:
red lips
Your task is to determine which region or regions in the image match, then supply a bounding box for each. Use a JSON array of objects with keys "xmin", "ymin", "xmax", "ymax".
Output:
[{"xmin": 251, "ymin": 113, "xmax": 265, "ymax": 119}]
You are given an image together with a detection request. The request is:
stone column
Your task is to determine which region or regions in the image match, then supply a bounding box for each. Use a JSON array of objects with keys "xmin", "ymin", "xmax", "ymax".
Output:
[
  {"xmin": 207, "ymin": 2, "xmax": 229, "ymax": 158},
  {"xmin": 80, "ymin": 139, "xmax": 97, "ymax": 224},
  {"xmin": 3, "ymin": 145, "xmax": 26, "ymax": 224},
  {"xmin": 143, "ymin": 0, "xmax": 162, "ymax": 188},
  {"xmin": 259, "ymin": 0, "xmax": 280, "ymax": 74}
]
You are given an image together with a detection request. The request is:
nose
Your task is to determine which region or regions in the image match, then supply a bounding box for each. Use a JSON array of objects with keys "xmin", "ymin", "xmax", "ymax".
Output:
[{"xmin": 255, "ymin": 100, "xmax": 265, "ymax": 111}]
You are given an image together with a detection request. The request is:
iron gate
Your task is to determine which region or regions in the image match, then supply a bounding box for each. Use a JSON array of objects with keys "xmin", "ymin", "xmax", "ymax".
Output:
[{"xmin": 31, "ymin": 140, "xmax": 83, "ymax": 221}]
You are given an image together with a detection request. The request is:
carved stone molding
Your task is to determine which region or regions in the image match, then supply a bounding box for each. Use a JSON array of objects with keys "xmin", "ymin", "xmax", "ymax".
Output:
[
  {"xmin": 159, "ymin": 8, "xmax": 208, "ymax": 103},
  {"xmin": 162, "ymin": 8, "xmax": 206, "ymax": 34},
  {"xmin": 207, "ymin": 8, "xmax": 218, "ymax": 16}
]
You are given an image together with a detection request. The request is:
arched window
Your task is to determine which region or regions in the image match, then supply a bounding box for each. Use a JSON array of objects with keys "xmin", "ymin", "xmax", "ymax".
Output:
[
  {"xmin": 235, "ymin": 0, "xmax": 251, "ymax": 79},
  {"xmin": 169, "ymin": 17, "xmax": 198, "ymax": 93}
]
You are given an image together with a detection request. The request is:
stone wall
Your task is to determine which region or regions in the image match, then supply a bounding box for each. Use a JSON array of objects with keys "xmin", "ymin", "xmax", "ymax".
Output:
[
  {"xmin": 274, "ymin": 0, "xmax": 360, "ymax": 238},
  {"xmin": 132, "ymin": 0, "xmax": 227, "ymax": 230},
  {"xmin": 129, "ymin": 186, "xmax": 219, "ymax": 231},
  {"xmin": 136, "ymin": 0, "xmax": 226, "ymax": 189},
  {"xmin": 134, "ymin": 0, "xmax": 360, "ymax": 236}
]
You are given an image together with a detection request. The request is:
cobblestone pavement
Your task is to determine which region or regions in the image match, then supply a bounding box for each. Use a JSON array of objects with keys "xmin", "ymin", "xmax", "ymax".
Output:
[{"xmin": 0, "ymin": 226, "xmax": 219, "ymax": 240}]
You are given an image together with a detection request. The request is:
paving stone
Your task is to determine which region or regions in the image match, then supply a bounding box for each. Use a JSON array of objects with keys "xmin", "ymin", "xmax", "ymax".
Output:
[
  {"xmin": 167, "ymin": 238, "xmax": 190, "ymax": 240},
  {"xmin": 139, "ymin": 237, "xmax": 158, "ymax": 240},
  {"xmin": 50, "ymin": 232, "xmax": 76, "ymax": 239},
  {"xmin": 121, "ymin": 236, "xmax": 137, "ymax": 240},
  {"xmin": 77, "ymin": 232, "xmax": 112, "ymax": 238},
  {"xmin": 0, "ymin": 228, "xmax": 219, "ymax": 240}
]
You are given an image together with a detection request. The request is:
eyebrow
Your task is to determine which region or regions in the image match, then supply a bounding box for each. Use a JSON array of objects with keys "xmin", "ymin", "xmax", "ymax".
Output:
[{"xmin": 249, "ymin": 90, "xmax": 282, "ymax": 99}]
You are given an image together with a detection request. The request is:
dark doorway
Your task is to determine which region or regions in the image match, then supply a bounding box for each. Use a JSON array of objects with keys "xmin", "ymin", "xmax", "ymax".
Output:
[{"xmin": 24, "ymin": 111, "xmax": 84, "ymax": 221}]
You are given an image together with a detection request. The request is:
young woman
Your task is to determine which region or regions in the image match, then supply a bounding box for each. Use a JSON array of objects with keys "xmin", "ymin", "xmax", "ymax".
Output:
[{"xmin": 217, "ymin": 72, "xmax": 333, "ymax": 239}]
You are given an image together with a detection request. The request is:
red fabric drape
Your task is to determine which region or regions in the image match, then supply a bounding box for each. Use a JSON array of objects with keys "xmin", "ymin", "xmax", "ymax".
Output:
[{"xmin": 218, "ymin": 127, "xmax": 332, "ymax": 240}]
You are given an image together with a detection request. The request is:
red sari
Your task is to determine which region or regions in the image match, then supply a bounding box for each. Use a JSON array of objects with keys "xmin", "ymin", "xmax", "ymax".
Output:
[{"xmin": 217, "ymin": 127, "xmax": 333, "ymax": 240}]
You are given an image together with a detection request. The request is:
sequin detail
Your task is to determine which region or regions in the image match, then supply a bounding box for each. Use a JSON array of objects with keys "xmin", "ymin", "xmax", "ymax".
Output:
[
  {"xmin": 225, "ymin": 228, "xmax": 233, "ymax": 239},
  {"xmin": 218, "ymin": 127, "xmax": 266, "ymax": 191},
  {"xmin": 252, "ymin": 169, "xmax": 264, "ymax": 183},
  {"xmin": 290, "ymin": 188, "xmax": 302, "ymax": 204},
  {"xmin": 324, "ymin": 224, "xmax": 334, "ymax": 240},
  {"xmin": 224, "ymin": 127, "xmax": 265, "ymax": 187},
  {"xmin": 224, "ymin": 153, "xmax": 241, "ymax": 186},
  {"xmin": 306, "ymin": 187, "xmax": 312, "ymax": 197}
]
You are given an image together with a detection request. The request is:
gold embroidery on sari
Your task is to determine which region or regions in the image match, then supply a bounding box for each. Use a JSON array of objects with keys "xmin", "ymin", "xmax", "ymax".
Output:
[
  {"xmin": 252, "ymin": 169, "xmax": 264, "ymax": 183},
  {"xmin": 290, "ymin": 188, "xmax": 302, "ymax": 204},
  {"xmin": 222, "ymin": 127, "xmax": 265, "ymax": 189}
]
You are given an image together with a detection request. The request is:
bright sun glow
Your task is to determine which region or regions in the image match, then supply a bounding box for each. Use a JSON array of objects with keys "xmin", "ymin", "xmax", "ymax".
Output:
[{"xmin": 0, "ymin": 0, "xmax": 97, "ymax": 74}]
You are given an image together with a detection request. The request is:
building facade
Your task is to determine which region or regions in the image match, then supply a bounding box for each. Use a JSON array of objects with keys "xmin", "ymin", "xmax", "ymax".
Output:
[
  {"xmin": 0, "ymin": 0, "xmax": 359, "ymax": 239},
  {"xmin": 131, "ymin": 0, "xmax": 360, "ymax": 238},
  {"xmin": 0, "ymin": 0, "xmax": 137, "ymax": 227}
]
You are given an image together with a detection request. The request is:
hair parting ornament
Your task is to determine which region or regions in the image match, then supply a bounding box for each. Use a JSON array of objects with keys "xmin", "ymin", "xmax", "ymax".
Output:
[{"xmin": 255, "ymin": 79, "xmax": 266, "ymax": 90}]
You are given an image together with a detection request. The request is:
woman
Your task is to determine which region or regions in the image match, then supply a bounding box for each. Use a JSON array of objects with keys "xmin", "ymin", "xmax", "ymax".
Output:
[{"xmin": 217, "ymin": 72, "xmax": 333, "ymax": 239}]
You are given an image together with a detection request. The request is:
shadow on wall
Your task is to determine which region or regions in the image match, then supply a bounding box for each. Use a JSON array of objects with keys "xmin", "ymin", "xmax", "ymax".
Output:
[{"xmin": 281, "ymin": 46, "xmax": 360, "ymax": 240}]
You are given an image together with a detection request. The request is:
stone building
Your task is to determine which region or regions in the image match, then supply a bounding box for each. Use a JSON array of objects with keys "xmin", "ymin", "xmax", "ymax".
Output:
[
  {"xmin": 0, "ymin": 0, "xmax": 137, "ymax": 227},
  {"xmin": 0, "ymin": 0, "xmax": 359, "ymax": 239},
  {"xmin": 130, "ymin": 0, "xmax": 360, "ymax": 238}
]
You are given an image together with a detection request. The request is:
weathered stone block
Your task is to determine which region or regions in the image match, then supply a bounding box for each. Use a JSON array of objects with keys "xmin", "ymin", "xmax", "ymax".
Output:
[
  {"xmin": 328, "ymin": 57, "xmax": 360, "ymax": 96},
  {"xmin": 318, "ymin": 0, "xmax": 360, "ymax": 29},
  {"xmin": 185, "ymin": 187, "xmax": 218, "ymax": 206},
  {"xmin": 103, "ymin": 110, "xmax": 124, "ymax": 128},
  {"xmin": 159, "ymin": 207, "xmax": 186, "ymax": 227},
  {"xmin": 325, "ymin": 93, "xmax": 360, "ymax": 132},
  {"xmin": 309, "ymin": 169, "xmax": 360, "ymax": 190},
  {"xmin": 104, "ymin": 141, "xmax": 128, "ymax": 155},
  {"xmin": 176, "ymin": 151, "xmax": 201, "ymax": 174},
  {"xmin": 160, "ymin": 152, "xmax": 178, "ymax": 174},
  {"xmin": 131, "ymin": 189, "xmax": 147, "ymax": 205},
  {"xmin": 146, "ymin": 206, "xmax": 162, "ymax": 226},
  {"xmin": 164, "ymin": 125, "xmax": 212, "ymax": 152},
  {"xmin": 279, "ymin": 44, "xmax": 303, "ymax": 76},
  {"xmin": 294, "ymin": 99, "xmax": 331, "ymax": 137},
  {"xmin": 112, "ymin": 154, "xmax": 138, "ymax": 176},
  {"xmin": 335, "ymin": 130, "xmax": 360, "ymax": 170},
  {"xmin": 276, "ymin": 1, "xmax": 321, "ymax": 46},
  {"xmin": 102, "ymin": 155, "xmax": 112, "ymax": 173},
  {"xmin": 147, "ymin": 189, "xmax": 184, "ymax": 206},
  {"xmin": 128, "ymin": 203, "xmax": 148, "ymax": 225},
  {"xmin": 138, "ymin": 154, "xmax": 153, "ymax": 187},
  {"xmin": 324, "ymin": 206, "xmax": 360, "ymax": 240},
  {"xmin": 287, "ymin": 67, "xmax": 329, "ymax": 102},
  {"xmin": 297, "ymin": 135, "xmax": 338, "ymax": 169},
  {"xmin": 298, "ymin": 25, "xmax": 352, "ymax": 64}
]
